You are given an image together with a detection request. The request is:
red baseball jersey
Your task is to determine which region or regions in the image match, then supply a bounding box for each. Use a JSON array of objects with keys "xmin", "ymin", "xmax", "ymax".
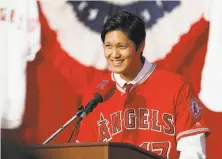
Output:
[{"xmin": 77, "ymin": 65, "xmax": 209, "ymax": 159}]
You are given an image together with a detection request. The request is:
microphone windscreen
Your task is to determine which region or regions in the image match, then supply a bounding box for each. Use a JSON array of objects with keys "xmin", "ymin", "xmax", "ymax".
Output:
[{"xmin": 94, "ymin": 79, "xmax": 116, "ymax": 102}]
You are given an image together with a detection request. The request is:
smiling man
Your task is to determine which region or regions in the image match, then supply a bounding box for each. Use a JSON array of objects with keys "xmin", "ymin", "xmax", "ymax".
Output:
[
  {"xmin": 104, "ymin": 30, "xmax": 144, "ymax": 81},
  {"xmin": 77, "ymin": 11, "xmax": 209, "ymax": 159}
]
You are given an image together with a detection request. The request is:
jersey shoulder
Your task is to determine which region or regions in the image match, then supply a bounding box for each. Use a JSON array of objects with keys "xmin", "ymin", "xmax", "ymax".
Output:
[
  {"xmin": 150, "ymin": 67, "xmax": 188, "ymax": 87},
  {"xmin": 142, "ymin": 66, "xmax": 190, "ymax": 96},
  {"xmin": 89, "ymin": 72, "xmax": 112, "ymax": 89},
  {"xmin": 82, "ymin": 72, "xmax": 112, "ymax": 104}
]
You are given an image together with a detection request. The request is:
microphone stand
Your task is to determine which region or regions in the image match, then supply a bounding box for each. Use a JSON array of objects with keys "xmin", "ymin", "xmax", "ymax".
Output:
[{"xmin": 42, "ymin": 105, "xmax": 84, "ymax": 145}]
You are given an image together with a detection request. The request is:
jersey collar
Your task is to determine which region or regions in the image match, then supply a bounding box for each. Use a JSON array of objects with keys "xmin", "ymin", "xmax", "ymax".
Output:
[{"xmin": 111, "ymin": 57, "xmax": 156, "ymax": 92}]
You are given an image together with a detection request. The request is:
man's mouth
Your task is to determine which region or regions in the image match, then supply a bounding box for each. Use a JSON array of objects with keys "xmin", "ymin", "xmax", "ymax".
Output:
[{"xmin": 111, "ymin": 60, "xmax": 124, "ymax": 66}]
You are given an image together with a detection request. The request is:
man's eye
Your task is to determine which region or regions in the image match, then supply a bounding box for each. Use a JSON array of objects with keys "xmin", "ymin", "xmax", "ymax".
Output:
[
  {"xmin": 105, "ymin": 44, "xmax": 111, "ymax": 48},
  {"xmin": 119, "ymin": 45, "xmax": 126, "ymax": 48}
]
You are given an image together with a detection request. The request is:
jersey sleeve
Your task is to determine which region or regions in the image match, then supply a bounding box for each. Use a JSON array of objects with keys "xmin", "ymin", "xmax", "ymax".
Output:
[
  {"xmin": 175, "ymin": 82, "xmax": 210, "ymax": 141},
  {"xmin": 26, "ymin": 0, "xmax": 41, "ymax": 61},
  {"xmin": 77, "ymin": 114, "xmax": 98, "ymax": 142},
  {"xmin": 77, "ymin": 74, "xmax": 113, "ymax": 142},
  {"xmin": 76, "ymin": 84, "xmax": 98, "ymax": 142}
]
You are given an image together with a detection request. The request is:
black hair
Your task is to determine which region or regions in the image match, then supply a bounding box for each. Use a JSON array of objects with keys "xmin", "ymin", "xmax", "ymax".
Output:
[{"xmin": 101, "ymin": 11, "xmax": 146, "ymax": 51}]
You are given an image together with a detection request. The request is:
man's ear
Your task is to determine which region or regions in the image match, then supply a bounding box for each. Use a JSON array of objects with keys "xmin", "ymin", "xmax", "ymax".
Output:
[{"xmin": 139, "ymin": 41, "xmax": 145, "ymax": 53}]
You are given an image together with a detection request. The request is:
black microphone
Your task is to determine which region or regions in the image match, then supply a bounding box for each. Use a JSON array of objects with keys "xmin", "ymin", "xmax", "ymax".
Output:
[
  {"xmin": 77, "ymin": 79, "xmax": 116, "ymax": 124},
  {"xmin": 67, "ymin": 79, "xmax": 116, "ymax": 142}
]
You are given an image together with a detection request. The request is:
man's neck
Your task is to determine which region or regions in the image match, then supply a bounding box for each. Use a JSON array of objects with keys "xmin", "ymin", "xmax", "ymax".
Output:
[{"xmin": 120, "ymin": 59, "xmax": 144, "ymax": 82}]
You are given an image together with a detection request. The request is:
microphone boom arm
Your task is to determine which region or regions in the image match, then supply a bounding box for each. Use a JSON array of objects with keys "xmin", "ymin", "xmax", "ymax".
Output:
[
  {"xmin": 77, "ymin": 93, "xmax": 103, "ymax": 124},
  {"xmin": 42, "ymin": 105, "xmax": 84, "ymax": 145}
]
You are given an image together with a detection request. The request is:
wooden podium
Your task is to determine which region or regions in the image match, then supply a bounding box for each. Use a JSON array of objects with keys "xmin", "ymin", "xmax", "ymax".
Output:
[{"xmin": 29, "ymin": 142, "xmax": 165, "ymax": 159}]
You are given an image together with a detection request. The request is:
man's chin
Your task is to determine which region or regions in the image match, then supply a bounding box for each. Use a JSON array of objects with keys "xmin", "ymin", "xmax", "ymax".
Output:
[{"xmin": 111, "ymin": 68, "xmax": 125, "ymax": 74}]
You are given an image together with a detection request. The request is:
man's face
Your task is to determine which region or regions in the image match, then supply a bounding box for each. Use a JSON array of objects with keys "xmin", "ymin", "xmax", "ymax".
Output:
[{"xmin": 104, "ymin": 30, "xmax": 142, "ymax": 75}]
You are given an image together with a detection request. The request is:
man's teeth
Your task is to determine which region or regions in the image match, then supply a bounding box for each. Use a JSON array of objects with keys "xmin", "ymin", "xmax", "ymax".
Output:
[{"xmin": 113, "ymin": 60, "xmax": 122, "ymax": 64}]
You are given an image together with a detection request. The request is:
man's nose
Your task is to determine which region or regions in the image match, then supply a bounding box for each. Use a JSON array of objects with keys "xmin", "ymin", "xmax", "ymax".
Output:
[{"xmin": 111, "ymin": 48, "xmax": 120, "ymax": 58}]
